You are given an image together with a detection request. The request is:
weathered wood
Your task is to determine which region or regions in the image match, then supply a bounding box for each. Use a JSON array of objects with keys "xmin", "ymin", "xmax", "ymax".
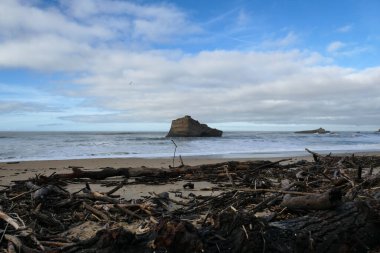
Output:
[
  {"xmin": 0, "ymin": 211, "xmax": 21, "ymax": 230},
  {"xmin": 209, "ymin": 200, "xmax": 380, "ymax": 253},
  {"xmin": 267, "ymin": 200, "xmax": 380, "ymax": 253},
  {"xmin": 115, "ymin": 204, "xmax": 144, "ymax": 220},
  {"xmin": 53, "ymin": 167, "xmax": 130, "ymax": 180},
  {"xmin": 83, "ymin": 202, "xmax": 109, "ymax": 221},
  {"xmin": 281, "ymin": 188, "xmax": 342, "ymax": 210},
  {"xmin": 75, "ymin": 192, "xmax": 119, "ymax": 204},
  {"xmin": 4, "ymin": 234, "xmax": 41, "ymax": 253},
  {"xmin": 106, "ymin": 179, "xmax": 127, "ymax": 196}
]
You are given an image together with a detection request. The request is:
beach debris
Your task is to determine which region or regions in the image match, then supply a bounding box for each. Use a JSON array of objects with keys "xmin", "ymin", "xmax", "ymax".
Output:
[
  {"xmin": 281, "ymin": 188, "xmax": 342, "ymax": 210},
  {"xmin": 183, "ymin": 182, "xmax": 194, "ymax": 189},
  {"xmin": 45, "ymin": 166, "xmax": 130, "ymax": 180},
  {"xmin": 0, "ymin": 149, "xmax": 379, "ymax": 252},
  {"xmin": 166, "ymin": 115, "xmax": 223, "ymax": 137}
]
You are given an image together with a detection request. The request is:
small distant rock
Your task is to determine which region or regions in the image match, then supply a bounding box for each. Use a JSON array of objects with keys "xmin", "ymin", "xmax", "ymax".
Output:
[
  {"xmin": 166, "ymin": 115, "xmax": 223, "ymax": 137},
  {"xmin": 295, "ymin": 127, "xmax": 330, "ymax": 134}
]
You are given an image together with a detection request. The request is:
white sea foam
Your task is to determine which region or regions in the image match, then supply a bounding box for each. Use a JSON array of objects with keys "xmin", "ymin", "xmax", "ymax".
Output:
[{"xmin": 0, "ymin": 131, "xmax": 380, "ymax": 162}]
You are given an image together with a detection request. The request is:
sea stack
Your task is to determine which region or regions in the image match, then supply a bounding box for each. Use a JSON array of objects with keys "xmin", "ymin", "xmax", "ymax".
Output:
[
  {"xmin": 295, "ymin": 127, "xmax": 330, "ymax": 134},
  {"xmin": 166, "ymin": 115, "xmax": 223, "ymax": 137}
]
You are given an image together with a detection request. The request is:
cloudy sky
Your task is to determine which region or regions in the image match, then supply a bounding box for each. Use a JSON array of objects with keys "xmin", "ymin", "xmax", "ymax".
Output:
[{"xmin": 1, "ymin": 0, "xmax": 380, "ymax": 131}]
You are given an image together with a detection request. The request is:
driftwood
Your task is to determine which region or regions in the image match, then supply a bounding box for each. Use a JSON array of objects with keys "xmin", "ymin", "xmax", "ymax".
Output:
[
  {"xmin": 0, "ymin": 211, "xmax": 22, "ymax": 230},
  {"xmin": 0, "ymin": 150, "xmax": 379, "ymax": 252},
  {"xmin": 53, "ymin": 167, "xmax": 130, "ymax": 180},
  {"xmin": 207, "ymin": 200, "xmax": 380, "ymax": 253},
  {"xmin": 281, "ymin": 188, "xmax": 342, "ymax": 210},
  {"xmin": 270, "ymin": 200, "xmax": 380, "ymax": 252}
]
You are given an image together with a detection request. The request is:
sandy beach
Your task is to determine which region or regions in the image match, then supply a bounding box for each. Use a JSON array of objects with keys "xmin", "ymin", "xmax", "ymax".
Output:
[
  {"xmin": 0, "ymin": 155, "xmax": 309, "ymax": 185},
  {"xmin": 0, "ymin": 152, "xmax": 379, "ymax": 252},
  {"xmin": 0, "ymin": 155, "xmax": 315, "ymax": 200},
  {"xmin": 2, "ymin": 152, "xmax": 380, "ymax": 184},
  {"xmin": 2, "ymin": 151, "xmax": 380, "ymax": 184},
  {"xmin": 1, "ymin": 152, "xmax": 379, "ymax": 199}
]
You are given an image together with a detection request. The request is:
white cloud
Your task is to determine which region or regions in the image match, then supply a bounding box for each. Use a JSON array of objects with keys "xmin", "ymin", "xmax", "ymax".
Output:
[
  {"xmin": 0, "ymin": 0, "xmax": 380, "ymax": 128},
  {"xmin": 261, "ymin": 32, "xmax": 298, "ymax": 48},
  {"xmin": 63, "ymin": 50, "xmax": 380, "ymax": 126},
  {"xmin": 326, "ymin": 41, "xmax": 370, "ymax": 57},
  {"xmin": 337, "ymin": 25, "xmax": 352, "ymax": 33},
  {"xmin": 60, "ymin": 0, "xmax": 200, "ymax": 43},
  {"xmin": 0, "ymin": 101, "xmax": 54, "ymax": 113},
  {"xmin": 327, "ymin": 41, "xmax": 345, "ymax": 53},
  {"xmin": 236, "ymin": 9, "xmax": 250, "ymax": 26},
  {"xmin": 0, "ymin": 0, "xmax": 110, "ymax": 40}
]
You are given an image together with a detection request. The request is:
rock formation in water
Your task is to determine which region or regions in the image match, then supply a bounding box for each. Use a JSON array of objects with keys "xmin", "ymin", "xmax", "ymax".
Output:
[
  {"xmin": 295, "ymin": 127, "xmax": 330, "ymax": 134},
  {"xmin": 166, "ymin": 115, "xmax": 223, "ymax": 137}
]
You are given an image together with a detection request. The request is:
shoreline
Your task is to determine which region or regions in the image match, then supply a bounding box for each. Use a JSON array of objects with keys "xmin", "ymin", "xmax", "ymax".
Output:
[
  {"xmin": 2, "ymin": 148, "xmax": 380, "ymax": 163},
  {"xmin": 1, "ymin": 150, "xmax": 380, "ymax": 185}
]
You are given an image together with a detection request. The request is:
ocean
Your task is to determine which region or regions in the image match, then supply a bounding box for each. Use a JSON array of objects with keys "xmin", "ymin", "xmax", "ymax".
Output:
[{"xmin": 1, "ymin": 131, "xmax": 380, "ymax": 162}]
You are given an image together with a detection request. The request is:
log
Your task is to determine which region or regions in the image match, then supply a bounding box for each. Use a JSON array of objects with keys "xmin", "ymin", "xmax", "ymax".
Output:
[
  {"xmin": 53, "ymin": 167, "xmax": 130, "ymax": 180},
  {"xmin": 280, "ymin": 188, "xmax": 342, "ymax": 210},
  {"xmin": 267, "ymin": 200, "xmax": 380, "ymax": 252},
  {"xmin": 208, "ymin": 200, "xmax": 380, "ymax": 253}
]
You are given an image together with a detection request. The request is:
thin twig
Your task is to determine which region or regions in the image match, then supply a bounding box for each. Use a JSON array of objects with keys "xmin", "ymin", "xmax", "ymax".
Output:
[{"xmin": 171, "ymin": 140, "xmax": 177, "ymax": 167}]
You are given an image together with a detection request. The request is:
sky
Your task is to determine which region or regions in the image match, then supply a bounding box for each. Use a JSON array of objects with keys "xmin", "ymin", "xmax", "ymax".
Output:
[{"xmin": 0, "ymin": 0, "xmax": 380, "ymax": 131}]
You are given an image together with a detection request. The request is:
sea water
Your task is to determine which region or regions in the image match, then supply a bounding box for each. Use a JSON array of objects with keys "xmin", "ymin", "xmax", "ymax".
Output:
[{"xmin": 1, "ymin": 131, "xmax": 380, "ymax": 162}]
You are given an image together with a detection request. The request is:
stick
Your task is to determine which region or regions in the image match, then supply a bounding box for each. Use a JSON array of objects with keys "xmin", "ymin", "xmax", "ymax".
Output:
[
  {"xmin": 83, "ymin": 202, "xmax": 109, "ymax": 221},
  {"xmin": 171, "ymin": 140, "xmax": 177, "ymax": 167},
  {"xmin": 9, "ymin": 187, "xmax": 43, "ymax": 201},
  {"xmin": 0, "ymin": 222, "xmax": 9, "ymax": 244},
  {"xmin": 179, "ymin": 155, "xmax": 184, "ymax": 167},
  {"xmin": 242, "ymin": 225, "xmax": 249, "ymax": 239},
  {"xmin": 115, "ymin": 204, "xmax": 144, "ymax": 220},
  {"xmin": 0, "ymin": 211, "xmax": 21, "ymax": 230},
  {"xmin": 106, "ymin": 179, "xmax": 127, "ymax": 196},
  {"xmin": 240, "ymin": 188, "xmax": 316, "ymax": 196},
  {"xmin": 305, "ymin": 148, "xmax": 322, "ymax": 162},
  {"xmin": 252, "ymin": 158, "xmax": 292, "ymax": 171},
  {"xmin": 224, "ymin": 165, "xmax": 235, "ymax": 187},
  {"xmin": 369, "ymin": 157, "xmax": 374, "ymax": 176}
]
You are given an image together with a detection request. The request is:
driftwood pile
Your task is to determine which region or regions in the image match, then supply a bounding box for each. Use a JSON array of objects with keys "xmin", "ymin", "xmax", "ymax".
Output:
[{"xmin": 0, "ymin": 149, "xmax": 379, "ymax": 252}]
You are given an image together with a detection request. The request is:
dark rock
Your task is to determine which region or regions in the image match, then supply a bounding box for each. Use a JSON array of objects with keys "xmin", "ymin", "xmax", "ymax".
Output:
[
  {"xmin": 166, "ymin": 115, "xmax": 222, "ymax": 137},
  {"xmin": 183, "ymin": 182, "xmax": 194, "ymax": 189},
  {"xmin": 295, "ymin": 127, "xmax": 330, "ymax": 134}
]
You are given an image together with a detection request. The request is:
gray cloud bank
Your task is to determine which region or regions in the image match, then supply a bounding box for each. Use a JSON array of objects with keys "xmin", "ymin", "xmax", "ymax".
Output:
[{"xmin": 0, "ymin": 0, "xmax": 380, "ymax": 128}]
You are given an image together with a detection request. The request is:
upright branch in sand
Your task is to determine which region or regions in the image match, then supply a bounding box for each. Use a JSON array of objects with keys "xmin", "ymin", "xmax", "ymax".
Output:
[{"xmin": 171, "ymin": 139, "xmax": 177, "ymax": 167}]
